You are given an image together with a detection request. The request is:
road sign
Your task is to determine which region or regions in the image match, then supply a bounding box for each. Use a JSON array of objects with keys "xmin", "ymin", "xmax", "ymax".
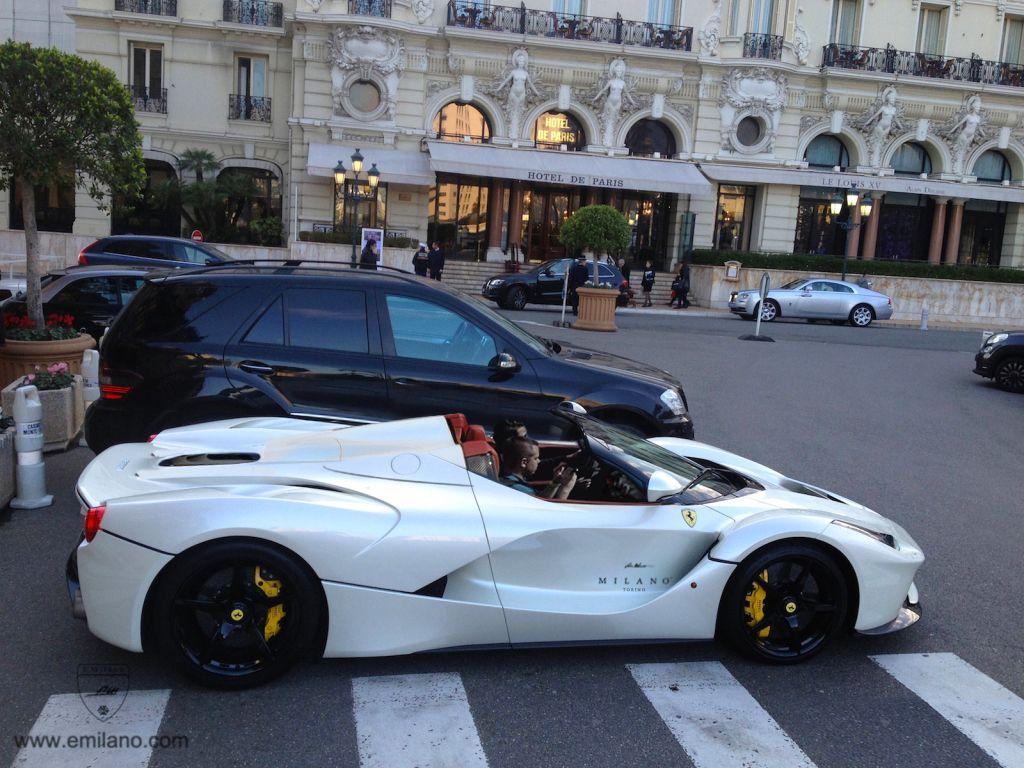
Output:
[{"xmin": 191, "ymin": 230, "xmax": 203, "ymax": 243}]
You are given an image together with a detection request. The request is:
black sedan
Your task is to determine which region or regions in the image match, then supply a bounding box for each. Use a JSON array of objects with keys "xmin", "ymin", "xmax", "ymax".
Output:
[
  {"xmin": 974, "ymin": 330, "xmax": 1024, "ymax": 392},
  {"xmin": 482, "ymin": 259, "xmax": 625, "ymax": 310}
]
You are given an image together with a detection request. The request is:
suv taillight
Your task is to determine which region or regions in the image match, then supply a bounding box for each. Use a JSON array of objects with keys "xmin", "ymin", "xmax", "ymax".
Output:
[
  {"xmin": 99, "ymin": 360, "xmax": 137, "ymax": 401},
  {"xmin": 78, "ymin": 241, "xmax": 98, "ymax": 266}
]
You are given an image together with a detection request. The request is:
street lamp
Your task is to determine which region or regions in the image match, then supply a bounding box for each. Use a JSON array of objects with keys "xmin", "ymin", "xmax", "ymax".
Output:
[
  {"xmin": 334, "ymin": 149, "xmax": 380, "ymax": 268},
  {"xmin": 830, "ymin": 188, "xmax": 874, "ymax": 280}
]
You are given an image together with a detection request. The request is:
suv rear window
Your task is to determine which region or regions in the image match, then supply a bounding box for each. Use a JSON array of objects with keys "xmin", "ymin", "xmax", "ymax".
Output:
[
  {"xmin": 113, "ymin": 281, "xmax": 241, "ymax": 342},
  {"xmin": 104, "ymin": 239, "xmax": 168, "ymax": 259}
]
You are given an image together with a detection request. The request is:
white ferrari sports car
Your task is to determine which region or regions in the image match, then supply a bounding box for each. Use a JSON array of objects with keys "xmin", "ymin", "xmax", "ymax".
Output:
[{"xmin": 68, "ymin": 408, "xmax": 923, "ymax": 688}]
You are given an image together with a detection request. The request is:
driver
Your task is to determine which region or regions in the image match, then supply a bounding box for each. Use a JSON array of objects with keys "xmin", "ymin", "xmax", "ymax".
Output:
[{"xmin": 499, "ymin": 436, "xmax": 577, "ymax": 500}]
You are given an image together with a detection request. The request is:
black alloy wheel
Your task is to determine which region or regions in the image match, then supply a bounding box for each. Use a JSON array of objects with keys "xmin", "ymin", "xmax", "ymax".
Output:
[
  {"xmin": 507, "ymin": 286, "xmax": 528, "ymax": 311},
  {"xmin": 719, "ymin": 543, "xmax": 848, "ymax": 663},
  {"xmin": 151, "ymin": 540, "xmax": 321, "ymax": 689},
  {"xmin": 995, "ymin": 356, "xmax": 1024, "ymax": 393}
]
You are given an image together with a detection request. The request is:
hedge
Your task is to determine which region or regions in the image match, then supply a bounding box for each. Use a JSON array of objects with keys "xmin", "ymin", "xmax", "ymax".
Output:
[{"xmin": 690, "ymin": 249, "xmax": 1024, "ymax": 284}]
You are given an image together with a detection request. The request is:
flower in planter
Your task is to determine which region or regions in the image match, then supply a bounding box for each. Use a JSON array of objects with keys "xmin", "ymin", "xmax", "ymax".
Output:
[
  {"xmin": 4, "ymin": 312, "xmax": 80, "ymax": 342},
  {"xmin": 21, "ymin": 362, "xmax": 74, "ymax": 391}
]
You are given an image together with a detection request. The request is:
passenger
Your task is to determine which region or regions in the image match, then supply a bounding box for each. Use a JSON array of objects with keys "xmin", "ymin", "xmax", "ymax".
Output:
[
  {"xmin": 499, "ymin": 436, "xmax": 577, "ymax": 500},
  {"xmin": 493, "ymin": 418, "xmax": 527, "ymax": 449}
]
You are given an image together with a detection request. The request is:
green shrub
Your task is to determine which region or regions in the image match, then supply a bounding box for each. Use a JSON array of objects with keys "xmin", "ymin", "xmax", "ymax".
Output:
[
  {"xmin": 249, "ymin": 217, "xmax": 284, "ymax": 247},
  {"xmin": 690, "ymin": 249, "xmax": 1024, "ymax": 284}
]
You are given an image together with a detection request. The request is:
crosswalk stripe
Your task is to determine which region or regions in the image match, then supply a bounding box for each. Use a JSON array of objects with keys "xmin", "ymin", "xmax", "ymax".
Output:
[
  {"xmin": 871, "ymin": 653, "xmax": 1024, "ymax": 768},
  {"xmin": 351, "ymin": 673, "xmax": 489, "ymax": 768},
  {"xmin": 11, "ymin": 689, "xmax": 171, "ymax": 768},
  {"xmin": 628, "ymin": 662, "xmax": 818, "ymax": 768}
]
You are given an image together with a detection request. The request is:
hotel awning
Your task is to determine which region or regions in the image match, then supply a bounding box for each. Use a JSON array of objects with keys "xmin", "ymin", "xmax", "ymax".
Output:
[
  {"xmin": 306, "ymin": 143, "xmax": 435, "ymax": 186},
  {"xmin": 427, "ymin": 141, "xmax": 715, "ymax": 198},
  {"xmin": 700, "ymin": 163, "xmax": 1024, "ymax": 204}
]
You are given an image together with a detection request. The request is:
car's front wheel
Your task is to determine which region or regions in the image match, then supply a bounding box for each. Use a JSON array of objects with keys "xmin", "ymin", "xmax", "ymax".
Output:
[
  {"xmin": 507, "ymin": 286, "xmax": 528, "ymax": 311},
  {"xmin": 994, "ymin": 356, "xmax": 1024, "ymax": 392},
  {"xmin": 718, "ymin": 542, "xmax": 849, "ymax": 664},
  {"xmin": 756, "ymin": 300, "xmax": 779, "ymax": 322},
  {"xmin": 150, "ymin": 540, "xmax": 322, "ymax": 689}
]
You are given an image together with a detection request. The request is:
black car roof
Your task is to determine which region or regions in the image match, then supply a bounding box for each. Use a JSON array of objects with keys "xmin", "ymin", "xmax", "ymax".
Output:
[{"xmin": 149, "ymin": 263, "xmax": 445, "ymax": 290}]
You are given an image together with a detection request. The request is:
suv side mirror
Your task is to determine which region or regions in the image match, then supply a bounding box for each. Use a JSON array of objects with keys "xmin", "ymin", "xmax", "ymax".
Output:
[{"xmin": 489, "ymin": 352, "xmax": 520, "ymax": 372}]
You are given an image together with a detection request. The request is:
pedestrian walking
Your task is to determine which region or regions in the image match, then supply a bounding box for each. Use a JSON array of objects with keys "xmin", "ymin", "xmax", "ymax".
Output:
[
  {"xmin": 412, "ymin": 243, "xmax": 429, "ymax": 277},
  {"xmin": 569, "ymin": 255, "xmax": 589, "ymax": 316},
  {"xmin": 640, "ymin": 260, "xmax": 655, "ymax": 307},
  {"xmin": 669, "ymin": 263, "xmax": 690, "ymax": 309},
  {"xmin": 617, "ymin": 257, "xmax": 631, "ymax": 282},
  {"xmin": 427, "ymin": 242, "xmax": 445, "ymax": 281},
  {"xmin": 359, "ymin": 238, "xmax": 379, "ymax": 270}
]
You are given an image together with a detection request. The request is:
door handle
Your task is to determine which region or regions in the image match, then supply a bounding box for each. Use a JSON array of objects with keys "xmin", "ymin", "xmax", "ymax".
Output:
[
  {"xmin": 800, "ymin": 292, "xmax": 813, "ymax": 297},
  {"xmin": 239, "ymin": 360, "xmax": 275, "ymax": 375},
  {"xmin": 392, "ymin": 377, "xmax": 417, "ymax": 387}
]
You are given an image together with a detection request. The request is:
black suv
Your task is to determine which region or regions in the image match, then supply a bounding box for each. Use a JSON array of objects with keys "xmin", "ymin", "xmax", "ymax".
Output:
[
  {"xmin": 85, "ymin": 266, "xmax": 694, "ymax": 453},
  {"xmin": 974, "ymin": 330, "xmax": 1024, "ymax": 392},
  {"xmin": 482, "ymin": 259, "xmax": 625, "ymax": 310},
  {"xmin": 78, "ymin": 235, "xmax": 235, "ymax": 270}
]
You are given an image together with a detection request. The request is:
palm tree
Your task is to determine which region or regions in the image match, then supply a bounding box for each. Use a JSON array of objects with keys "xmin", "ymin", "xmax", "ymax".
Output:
[{"xmin": 178, "ymin": 148, "xmax": 219, "ymax": 183}]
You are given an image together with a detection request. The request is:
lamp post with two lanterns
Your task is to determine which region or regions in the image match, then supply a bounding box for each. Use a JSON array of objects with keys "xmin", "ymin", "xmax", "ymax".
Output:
[
  {"xmin": 829, "ymin": 188, "xmax": 874, "ymax": 281},
  {"xmin": 333, "ymin": 148, "xmax": 380, "ymax": 269}
]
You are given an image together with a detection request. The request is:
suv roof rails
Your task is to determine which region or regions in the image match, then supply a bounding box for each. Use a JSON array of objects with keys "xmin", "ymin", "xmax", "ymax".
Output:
[{"xmin": 157, "ymin": 259, "xmax": 417, "ymax": 280}]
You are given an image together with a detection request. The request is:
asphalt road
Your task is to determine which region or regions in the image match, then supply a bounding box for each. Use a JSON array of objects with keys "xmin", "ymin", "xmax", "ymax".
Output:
[{"xmin": 1, "ymin": 312, "xmax": 1022, "ymax": 768}]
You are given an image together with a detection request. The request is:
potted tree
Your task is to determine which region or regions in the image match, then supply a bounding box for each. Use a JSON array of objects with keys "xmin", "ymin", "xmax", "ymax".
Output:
[
  {"xmin": 0, "ymin": 42, "xmax": 144, "ymax": 386},
  {"xmin": 558, "ymin": 205, "xmax": 631, "ymax": 332}
]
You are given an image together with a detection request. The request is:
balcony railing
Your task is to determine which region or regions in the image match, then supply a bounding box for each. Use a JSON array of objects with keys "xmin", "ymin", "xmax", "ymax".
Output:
[
  {"xmin": 229, "ymin": 94, "xmax": 272, "ymax": 122},
  {"xmin": 446, "ymin": 2, "xmax": 692, "ymax": 52},
  {"xmin": 348, "ymin": 0, "xmax": 392, "ymax": 16},
  {"xmin": 822, "ymin": 43, "xmax": 1024, "ymax": 88},
  {"xmin": 743, "ymin": 32, "xmax": 784, "ymax": 60},
  {"xmin": 223, "ymin": 0, "xmax": 284, "ymax": 27},
  {"xmin": 128, "ymin": 85, "xmax": 168, "ymax": 114},
  {"xmin": 114, "ymin": 0, "xmax": 177, "ymax": 15}
]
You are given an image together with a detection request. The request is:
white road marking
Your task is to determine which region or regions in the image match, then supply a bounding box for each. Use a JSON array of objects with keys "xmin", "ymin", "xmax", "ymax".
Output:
[
  {"xmin": 11, "ymin": 689, "xmax": 171, "ymax": 768},
  {"xmin": 871, "ymin": 653, "xmax": 1024, "ymax": 768},
  {"xmin": 352, "ymin": 673, "xmax": 488, "ymax": 768},
  {"xmin": 628, "ymin": 662, "xmax": 817, "ymax": 768}
]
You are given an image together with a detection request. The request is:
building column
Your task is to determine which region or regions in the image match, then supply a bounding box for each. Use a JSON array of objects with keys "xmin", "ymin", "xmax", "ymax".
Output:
[
  {"xmin": 944, "ymin": 199, "xmax": 965, "ymax": 265},
  {"xmin": 844, "ymin": 204, "xmax": 862, "ymax": 263},
  {"xmin": 927, "ymin": 198, "xmax": 949, "ymax": 264},
  {"xmin": 861, "ymin": 194, "xmax": 883, "ymax": 261},
  {"xmin": 585, "ymin": 189, "xmax": 599, "ymax": 206},
  {"xmin": 486, "ymin": 179, "xmax": 505, "ymax": 261},
  {"xmin": 507, "ymin": 181, "xmax": 524, "ymax": 254}
]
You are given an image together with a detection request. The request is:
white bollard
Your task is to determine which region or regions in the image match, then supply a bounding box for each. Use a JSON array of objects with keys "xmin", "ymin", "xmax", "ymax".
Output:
[
  {"xmin": 10, "ymin": 385, "xmax": 53, "ymax": 509},
  {"xmin": 82, "ymin": 349, "xmax": 100, "ymax": 407},
  {"xmin": 920, "ymin": 304, "xmax": 929, "ymax": 331}
]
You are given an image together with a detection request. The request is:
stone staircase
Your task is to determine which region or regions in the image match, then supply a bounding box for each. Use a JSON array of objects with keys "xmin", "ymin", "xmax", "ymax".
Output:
[{"xmin": 440, "ymin": 260, "xmax": 681, "ymax": 307}]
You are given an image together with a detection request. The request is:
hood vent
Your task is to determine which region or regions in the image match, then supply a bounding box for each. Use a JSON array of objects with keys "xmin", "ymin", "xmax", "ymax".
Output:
[{"xmin": 159, "ymin": 453, "xmax": 260, "ymax": 467}]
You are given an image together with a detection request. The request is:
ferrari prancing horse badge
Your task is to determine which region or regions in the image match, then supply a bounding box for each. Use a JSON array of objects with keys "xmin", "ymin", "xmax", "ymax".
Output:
[{"xmin": 682, "ymin": 509, "xmax": 697, "ymax": 527}]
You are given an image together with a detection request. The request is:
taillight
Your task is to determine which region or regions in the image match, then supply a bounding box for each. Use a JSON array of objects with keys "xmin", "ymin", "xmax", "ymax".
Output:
[
  {"xmin": 99, "ymin": 360, "xmax": 136, "ymax": 400},
  {"xmin": 147, "ymin": 434, "xmax": 158, "ymax": 442},
  {"xmin": 84, "ymin": 505, "xmax": 106, "ymax": 542},
  {"xmin": 78, "ymin": 250, "xmax": 88, "ymax": 266},
  {"xmin": 100, "ymin": 384, "xmax": 131, "ymax": 400}
]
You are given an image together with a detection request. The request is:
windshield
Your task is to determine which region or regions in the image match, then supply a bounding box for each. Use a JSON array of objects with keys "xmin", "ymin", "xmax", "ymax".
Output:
[
  {"xmin": 200, "ymin": 244, "xmax": 233, "ymax": 261},
  {"xmin": 779, "ymin": 279, "xmax": 806, "ymax": 290},
  {"xmin": 576, "ymin": 415, "xmax": 703, "ymax": 485}
]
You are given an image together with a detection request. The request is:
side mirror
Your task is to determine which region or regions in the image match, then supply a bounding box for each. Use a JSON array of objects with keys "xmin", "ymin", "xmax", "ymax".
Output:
[
  {"xmin": 489, "ymin": 351, "xmax": 520, "ymax": 372},
  {"xmin": 647, "ymin": 470, "xmax": 685, "ymax": 503},
  {"xmin": 205, "ymin": 258, "xmax": 218, "ymax": 265},
  {"xmin": 541, "ymin": 268, "xmax": 552, "ymax": 277}
]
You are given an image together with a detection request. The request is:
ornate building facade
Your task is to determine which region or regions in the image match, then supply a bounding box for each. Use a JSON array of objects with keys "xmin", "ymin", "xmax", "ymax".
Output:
[{"xmin": 7, "ymin": 0, "xmax": 1024, "ymax": 268}]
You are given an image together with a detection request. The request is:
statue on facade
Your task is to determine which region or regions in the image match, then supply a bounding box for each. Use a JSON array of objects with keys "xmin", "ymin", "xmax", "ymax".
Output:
[
  {"xmin": 492, "ymin": 48, "xmax": 543, "ymax": 140},
  {"xmin": 698, "ymin": 0, "xmax": 722, "ymax": 57},
  {"xmin": 592, "ymin": 58, "xmax": 636, "ymax": 147},
  {"xmin": 852, "ymin": 85, "xmax": 904, "ymax": 168},
  {"xmin": 413, "ymin": 0, "xmax": 434, "ymax": 24},
  {"xmin": 793, "ymin": 7, "xmax": 810, "ymax": 66},
  {"xmin": 942, "ymin": 94, "xmax": 988, "ymax": 175}
]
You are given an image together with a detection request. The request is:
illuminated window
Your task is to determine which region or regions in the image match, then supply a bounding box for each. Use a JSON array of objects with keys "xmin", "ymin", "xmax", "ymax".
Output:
[
  {"xmin": 432, "ymin": 102, "xmax": 492, "ymax": 144},
  {"xmin": 533, "ymin": 112, "xmax": 586, "ymax": 151}
]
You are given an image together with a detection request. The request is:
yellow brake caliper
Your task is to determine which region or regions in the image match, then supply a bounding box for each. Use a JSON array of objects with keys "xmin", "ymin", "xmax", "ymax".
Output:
[
  {"xmin": 254, "ymin": 567, "xmax": 285, "ymax": 640},
  {"xmin": 744, "ymin": 569, "xmax": 770, "ymax": 638}
]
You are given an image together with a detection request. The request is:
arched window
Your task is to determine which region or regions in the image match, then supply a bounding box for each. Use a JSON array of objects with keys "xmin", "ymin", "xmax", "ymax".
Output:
[
  {"xmin": 432, "ymin": 102, "xmax": 492, "ymax": 144},
  {"xmin": 533, "ymin": 111, "xmax": 586, "ymax": 150},
  {"xmin": 805, "ymin": 134, "xmax": 850, "ymax": 169},
  {"xmin": 891, "ymin": 142, "xmax": 933, "ymax": 176},
  {"xmin": 625, "ymin": 119, "xmax": 677, "ymax": 158},
  {"xmin": 973, "ymin": 150, "xmax": 1012, "ymax": 183},
  {"xmin": 218, "ymin": 167, "xmax": 283, "ymax": 243}
]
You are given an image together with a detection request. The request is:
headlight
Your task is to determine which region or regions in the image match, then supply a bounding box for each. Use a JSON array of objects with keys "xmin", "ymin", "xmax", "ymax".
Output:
[
  {"xmin": 487, "ymin": 279, "xmax": 505, "ymax": 288},
  {"xmin": 660, "ymin": 389, "xmax": 685, "ymax": 415},
  {"xmin": 983, "ymin": 333, "xmax": 1008, "ymax": 348},
  {"xmin": 832, "ymin": 519, "xmax": 896, "ymax": 548}
]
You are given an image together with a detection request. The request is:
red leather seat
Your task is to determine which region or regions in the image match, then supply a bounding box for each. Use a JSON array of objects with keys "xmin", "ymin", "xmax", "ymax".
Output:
[{"xmin": 445, "ymin": 413, "xmax": 470, "ymax": 444}]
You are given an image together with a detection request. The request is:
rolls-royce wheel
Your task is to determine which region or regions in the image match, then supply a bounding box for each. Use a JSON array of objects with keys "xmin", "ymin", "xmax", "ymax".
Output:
[
  {"xmin": 994, "ymin": 356, "xmax": 1024, "ymax": 393},
  {"xmin": 150, "ymin": 540, "xmax": 321, "ymax": 689},
  {"xmin": 719, "ymin": 542, "xmax": 848, "ymax": 664},
  {"xmin": 849, "ymin": 304, "xmax": 875, "ymax": 328},
  {"xmin": 757, "ymin": 300, "xmax": 779, "ymax": 322}
]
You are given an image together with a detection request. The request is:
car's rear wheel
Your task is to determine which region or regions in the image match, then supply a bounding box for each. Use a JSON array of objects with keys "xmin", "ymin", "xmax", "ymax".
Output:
[
  {"xmin": 849, "ymin": 304, "xmax": 874, "ymax": 327},
  {"xmin": 994, "ymin": 356, "xmax": 1024, "ymax": 392},
  {"xmin": 756, "ymin": 300, "xmax": 779, "ymax": 322},
  {"xmin": 719, "ymin": 542, "xmax": 848, "ymax": 664},
  {"xmin": 507, "ymin": 286, "xmax": 527, "ymax": 311},
  {"xmin": 150, "ymin": 540, "xmax": 321, "ymax": 689}
]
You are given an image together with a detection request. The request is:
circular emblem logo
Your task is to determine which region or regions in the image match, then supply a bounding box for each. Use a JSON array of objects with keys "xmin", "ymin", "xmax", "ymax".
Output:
[
  {"xmin": 230, "ymin": 608, "xmax": 245, "ymax": 621},
  {"xmin": 785, "ymin": 601, "xmax": 798, "ymax": 615}
]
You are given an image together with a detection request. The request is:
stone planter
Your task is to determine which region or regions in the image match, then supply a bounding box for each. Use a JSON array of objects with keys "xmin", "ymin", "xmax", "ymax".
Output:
[
  {"xmin": 573, "ymin": 287, "xmax": 618, "ymax": 332},
  {"xmin": 0, "ymin": 333, "xmax": 95, "ymax": 390},
  {"xmin": 0, "ymin": 427, "xmax": 14, "ymax": 509},
  {"xmin": 2, "ymin": 376, "xmax": 84, "ymax": 453}
]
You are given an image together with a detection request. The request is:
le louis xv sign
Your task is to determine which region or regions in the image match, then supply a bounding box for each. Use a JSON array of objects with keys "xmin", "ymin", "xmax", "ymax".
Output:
[{"xmin": 525, "ymin": 170, "xmax": 626, "ymax": 189}]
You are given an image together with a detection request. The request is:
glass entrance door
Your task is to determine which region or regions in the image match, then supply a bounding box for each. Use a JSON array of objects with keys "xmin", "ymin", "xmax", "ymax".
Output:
[{"xmin": 522, "ymin": 187, "xmax": 579, "ymax": 262}]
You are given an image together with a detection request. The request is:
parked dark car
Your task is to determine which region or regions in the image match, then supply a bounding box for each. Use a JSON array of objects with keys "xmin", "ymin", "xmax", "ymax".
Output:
[
  {"xmin": 2, "ymin": 266, "xmax": 155, "ymax": 341},
  {"xmin": 974, "ymin": 330, "xmax": 1024, "ymax": 392},
  {"xmin": 85, "ymin": 265, "xmax": 694, "ymax": 453},
  {"xmin": 77, "ymin": 235, "xmax": 235, "ymax": 270},
  {"xmin": 482, "ymin": 258, "xmax": 625, "ymax": 310}
]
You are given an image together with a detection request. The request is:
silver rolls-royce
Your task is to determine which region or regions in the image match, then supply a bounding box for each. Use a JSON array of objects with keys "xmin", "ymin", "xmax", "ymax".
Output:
[{"xmin": 728, "ymin": 278, "xmax": 894, "ymax": 327}]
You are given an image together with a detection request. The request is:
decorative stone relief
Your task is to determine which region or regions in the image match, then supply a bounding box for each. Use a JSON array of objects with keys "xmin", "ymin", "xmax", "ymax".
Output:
[
  {"xmin": 699, "ymin": 0, "xmax": 722, "ymax": 57},
  {"xmin": 940, "ymin": 94, "xmax": 989, "ymax": 175},
  {"xmin": 799, "ymin": 114, "xmax": 828, "ymax": 138},
  {"xmin": 718, "ymin": 67, "xmax": 788, "ymax": 154},
  {"xmin": 413, "ymin": 0, "xmax": 434, "ymax": 24},
  {"xmin": 486, "ymin": 47, "xmax": 545, "ymax": 140},
  {"xmin": 426, "ymin": 80, "xmax": 455, "ymax": 98},
  {"xmin": 591, "ymin": 58, "xmax": 638, "ymax": 147},
  {"xmin": 306, "ymin": 0, "xmax": 322, "ymax": 11},
  {"xmin": 328, "ymin": 26, "xmax": 406, "ymax": 121},
  {"xmin": 953, "ymin": 0, "xmax": 962, "ymax": 15},
  {"xmin": 446, "ymin": 53, "xmax": 463, "ymax": 75},
  {"xmin": 997, "ymin": 0, "xmax": 1007, "ymax": 22},
  {"xmin": 851, "ymin": 84, "xmax": 905, "ymax": 168},
  {"xmin": 793, "ymin": 7, "xmax": 810, "ymax": 66}
]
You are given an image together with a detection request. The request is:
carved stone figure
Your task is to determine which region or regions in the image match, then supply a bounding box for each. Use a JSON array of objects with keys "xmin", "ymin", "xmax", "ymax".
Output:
[
  {"xmin": 489, "ymin": 47, "xmax": 543, "ymax": 140},
  {"xmin": 793, "ymin": 7, "xmax": 810, "ymax": 66},
  {"xmin": 942, "ymin": 94, "xmax": 988, "ymax": 175},
  {"xmin": 718, "ymin": 68, "xmax": 788, "ymax": 153},
  {"xmin": 413, "ymin": 0, "xmax": 434, "ymax": 24},
  {"xmin": 699, "ymin": 0, "xmax": 722, "ymax": 57},
  {"xmin": 592, "ymin": 58, "xmax": 637, "ymax": 147},
  {"xmin": 328, "ymin": 26, "xmax": 406, "ymax": 121},
  {"xmin": 851, "ymin": 85, "xmax": 904, "ymax": 168},
  {"xmin": 306, "ymin": 0, "xmax": 323, "ymax": 11}
]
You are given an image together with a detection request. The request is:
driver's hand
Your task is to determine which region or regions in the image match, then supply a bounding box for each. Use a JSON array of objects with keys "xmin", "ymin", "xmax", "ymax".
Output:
[{"xmin": 552, "ymin": 463, "xmax": 578, "ymax": 500}]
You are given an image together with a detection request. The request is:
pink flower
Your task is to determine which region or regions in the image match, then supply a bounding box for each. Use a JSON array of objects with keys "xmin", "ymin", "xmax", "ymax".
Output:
[
  {"xmin": 25, "ymin": 374, "xmax": 35, "ymax": 383},
  {"xmin": 47, "ymin": 362, "xmax": 69, "ymax": 374}
]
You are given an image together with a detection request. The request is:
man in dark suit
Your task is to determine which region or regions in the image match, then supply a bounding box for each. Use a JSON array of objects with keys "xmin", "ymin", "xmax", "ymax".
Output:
[
  {"xmin": 427, "ymin": 242, "xmax": 445, "ymax": 281},
  {"xmin": 568, "ymin": 255, "xmax": 589, "ymax": 316}
]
